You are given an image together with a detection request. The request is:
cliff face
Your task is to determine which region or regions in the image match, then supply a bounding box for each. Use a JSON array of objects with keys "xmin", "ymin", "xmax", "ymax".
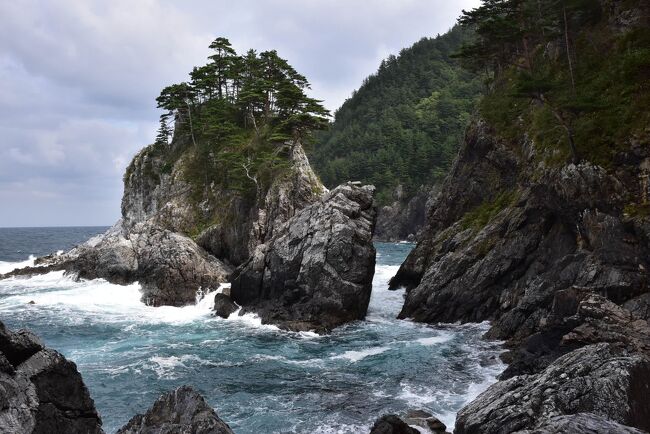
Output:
[
  {"xmin": 391, "ymin": 114, "xmax": 650, "ymax": 431},
  {"xmin": 231, "ymin": 182, "xmax": 377, "ymax": 333},
  {"xmin": 374, "ymin": 185, "xmax": 434, "ymax": 242},
  {"xmin": 122, "ymin": 138, "xmax": 324, "ymax": 267}
]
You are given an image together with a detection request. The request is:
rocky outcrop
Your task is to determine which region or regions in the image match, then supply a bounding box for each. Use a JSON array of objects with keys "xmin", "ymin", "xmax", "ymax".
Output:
[
  {"xmin": 369, "ymin": 415, "xmax": 420, "ymax": 434},
  {"xmin": 122, "ymin": 140, "xmax": 324, "ymax": 267},
  {"xmin": 456, "ymin": 343, "xmax": 650, "ymax": 433},
  {"xmin": 213, "ymin": 293, "xmax": 238, "ymax": 319},
  {"xmin": 403, "ymin": 410, "xmax": 448, "ymax": 433},
  {"xmin": 375, "ymin": 185, "xmax": 434, "ymax": 242},
  {"xmin": 117, "ymin": 386, "xmax": 233, "ymax": 434},
  {"xmin": 231, "ymin": 182, "xmax": 377, "ymax": 332},
  {"xmin": 390, "ymin": 113, "xmax": 650, "ymax": 432},
  {"xmin": 3, "ymin": 221, "xmax": 232, "ymax": 307},
  {"xmin": 0, "ymin": 321, "xmax": 103, "ymax": 434},
  {"xmin": 2, "ymin": 139, "xmax": 323, "ymax": 308},
  {"xmin": 518, "ymin": 413, "xmax": 647, "ymax": 434}
]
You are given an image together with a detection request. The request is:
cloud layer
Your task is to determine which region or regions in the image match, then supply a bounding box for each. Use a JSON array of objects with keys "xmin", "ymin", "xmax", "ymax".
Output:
[{"xmin": 0, "ymin": 0, "xmax": 480, "ymax": 227}]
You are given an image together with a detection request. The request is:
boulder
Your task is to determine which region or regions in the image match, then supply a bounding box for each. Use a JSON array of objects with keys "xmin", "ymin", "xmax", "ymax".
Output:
[
  {"xmin": 213, "ymin": 294, "xmax": 238, "ymax": 319},
  {"xmin": 369, "ymin": 415, "xmax": 420, "ymax": 434},
  {"xmin": 117, "ymin": 386, "xmax": 233, "ymax": 434},
  {"xmin": 0, "ymin": 321, "xmax": 103, "ymax": 434},
  {"xmin": 230, "ymin": 182, "xmax": 377, "ymax": 332},
  {"xmin": 404, "ymin": 410, "xmax": 447, "ymax": 433}
]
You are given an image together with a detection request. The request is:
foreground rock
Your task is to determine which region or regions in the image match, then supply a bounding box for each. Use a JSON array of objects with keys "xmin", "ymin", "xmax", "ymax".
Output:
[
  {"xmin": 0, "ymin": 321, "xmax": 103, "ymax": 434},
  {"xmin": 389, "ymin": 109, "xmax": 650, "ymax": 431},
  {"xmin": 231, "ymin": 182, "xmax": 377, "ymax": 332},
  {"xmin": 117, "ymin": 386, "xmax": 233, "ymax": 434},
  {"xmin": 456, "ymin": 343, "xmax": 650, "ymax": 433},
  {"xmin": 369, "ymin": 415, "xmax": 420, "ymax": 434},
  {"xmin": 403, "ymin": 410, "xmax": 447, "ymax": 433}
]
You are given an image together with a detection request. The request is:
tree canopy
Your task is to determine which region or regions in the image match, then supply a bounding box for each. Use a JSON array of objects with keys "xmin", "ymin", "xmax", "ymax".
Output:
[
  {"xmin": 310, "ymin": 26, "xmax": 482, "ymax": 204},
  {"xmin": 455, "ymin": 0, "xmax": 650, "ymax": 166},
  {"xmin": 153, "ymin": 37, "xmax": 329, "ymax": 199}
]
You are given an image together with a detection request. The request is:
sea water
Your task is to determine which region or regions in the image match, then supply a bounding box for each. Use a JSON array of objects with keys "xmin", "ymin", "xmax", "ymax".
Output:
[{"xmin": 0, "ymin": 227, "xmax": 503, "ymax": 433}]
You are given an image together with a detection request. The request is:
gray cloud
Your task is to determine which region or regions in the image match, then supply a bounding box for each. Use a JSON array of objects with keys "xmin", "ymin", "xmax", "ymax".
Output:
[{"xmin": 0, "ymin": 0, "xmax": 480, "ymax": 227}]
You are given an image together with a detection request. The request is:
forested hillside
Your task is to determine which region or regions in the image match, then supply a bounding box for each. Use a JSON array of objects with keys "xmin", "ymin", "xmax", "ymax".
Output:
[{"xmin": 310, "ymin": 26, "xmax": 482, "ymax": 204}]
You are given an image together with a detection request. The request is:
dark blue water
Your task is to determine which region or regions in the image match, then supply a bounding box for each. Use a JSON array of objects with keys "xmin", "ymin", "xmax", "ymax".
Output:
[
  {"xmin": 0, "ymin": 226, "xmax": 108, "ymax": 262},
  {"xmin": 0, "ymin": 229, "xmax": 503, "ymax": 433}
]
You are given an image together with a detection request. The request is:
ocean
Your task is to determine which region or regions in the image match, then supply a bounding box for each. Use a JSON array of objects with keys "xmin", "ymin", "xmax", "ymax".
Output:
[{"xmin": 0, "ymin": 227, "xmax": 503, "ymax": 433}]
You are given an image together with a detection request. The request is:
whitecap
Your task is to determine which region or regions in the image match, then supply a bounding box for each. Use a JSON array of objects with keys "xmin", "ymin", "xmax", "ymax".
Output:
[
  {"xmin": 416, "ymin": 334, "xmax": 452, "ymax": 346},
  {"xmin": 331, "ymin": 346, "xmax": 390, "ymax": 362}
]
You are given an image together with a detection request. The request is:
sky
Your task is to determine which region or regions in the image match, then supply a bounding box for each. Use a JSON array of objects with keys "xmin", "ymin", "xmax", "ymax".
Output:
[{"xmin": 0, "ymin": 0, "xmax": 481, "ymax": 227}]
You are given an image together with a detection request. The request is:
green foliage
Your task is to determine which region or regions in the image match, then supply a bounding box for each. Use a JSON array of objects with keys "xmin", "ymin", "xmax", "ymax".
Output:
[
  {"xmin": 152, "ymin": 37, "xmax": 329, "ymax": 200},
  {"xmin": 311, "ymin": 26, "xmax": 482, "ymax": 204},
  {"xmin": 457, "ymin": 0, "xmax": 650, "ymax": 167},
  {"xmin": 460, "ymin": 190, "xmax": 519, "ymax": 230},
  {"xmin": 624, "ymin": 203, "xmax": 650, "ymax": 218}
]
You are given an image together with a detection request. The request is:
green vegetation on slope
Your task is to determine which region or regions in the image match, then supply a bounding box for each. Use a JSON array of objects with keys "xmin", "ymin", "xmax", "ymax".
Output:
[
  {"xmin": 456, "ymin": 0, "xmax": 650, "ymax": 167},
  {"xmin": 150, "ymin": 37, "xmax": 329, "ymax": 199},
  {"xmin": 311, "ymin": 26, "xmax": 482, "ymax": 204}
]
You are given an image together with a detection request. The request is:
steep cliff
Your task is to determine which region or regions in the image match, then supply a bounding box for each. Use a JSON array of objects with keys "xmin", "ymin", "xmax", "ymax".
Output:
[
  {"xmin": 389, "ymin": 1, "xmax": 650, "ymax": 430},
  {"xmin": 374, "ymin": 185, "xmax": 435, "ymax": 242},
  {"xmin": 231, "ymin": 182, "xmax": 377, "ymax": 332}
]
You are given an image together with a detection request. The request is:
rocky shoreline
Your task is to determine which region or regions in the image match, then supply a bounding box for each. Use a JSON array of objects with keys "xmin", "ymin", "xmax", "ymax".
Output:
[{"xmin": 389, "ymin": 118, "xmax": 650, "ymax": 433}]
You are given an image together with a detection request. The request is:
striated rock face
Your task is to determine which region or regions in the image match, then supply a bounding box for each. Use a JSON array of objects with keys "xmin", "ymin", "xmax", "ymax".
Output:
[
  {"xmin": 231, "ymin": 182, "xmax": 377, "ymax": 332},
  {"xmin": 2, "ymin": 141, "xmax": 322, "ymax": 307},
  {"xmin": 122, "ymin": 140, "xmax": 324, "ymax": 267},
  {"xmin": 117, "ymin": 386, "xmax": 233, "ymax": 434},
  {"xmin": 374, "ymin": 185, "xmax": 434, "ymax": 242},
  {"xmin": 456, "ymin": 343, "xmax": 650, "ymax": 433},
  {"xmin": 0, "ymin": 321, "xmax": 103, "ymax": 434},
  {"xmin": 389, "ymin": 115, "xmax": 650, "ymax": 431},
  {"xmin": 517, "ymin": 413, "xmax": 647, "ymax": 434}
]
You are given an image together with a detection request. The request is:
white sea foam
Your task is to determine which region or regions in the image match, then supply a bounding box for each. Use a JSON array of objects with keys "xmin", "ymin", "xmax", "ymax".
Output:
[
  {"xmin": 331, "ymin": 346, "xmax": 390, "ymax": 362},
  {"xmin": 416, "ymin": 334, "xmax": 452, "ymax": 346},
  {"xmin": 0, "ymin": 255, "xmax": 37, "ymax": 274}
]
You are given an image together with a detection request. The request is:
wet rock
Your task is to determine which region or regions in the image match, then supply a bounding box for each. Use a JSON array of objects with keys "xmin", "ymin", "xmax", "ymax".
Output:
[
  {"xmin": 456, "ymin": 343, "xmax": 650, "ymax": 433},
  {"xmin": 117, "ymin": 386, "xmax": 233, "ymax": 434},
  {"xmin": 231, "ymin": 182, "xmax": 377, "ymax": 332},
  {"xmin": 516, "ymin": 413, "xmax": 646, "ymax": 433},
  {"xmin": 213, "ymin": 294, "xmax": 238, "ymax": 319},
  {"xmin": 370, "ymin": 415, "xmax": 420, "ymax": 434},
  {"xmin": 404, "ymin": 410, "xmax": 447, "ymax": 433},
  {"xmin": 0, "ymin": 321, "xmax": 103, "ymax": 434}
]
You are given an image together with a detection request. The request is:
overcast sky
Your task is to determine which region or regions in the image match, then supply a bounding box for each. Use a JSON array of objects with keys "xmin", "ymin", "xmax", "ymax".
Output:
[{"xmin": 0, "ymin": 0, "xmax": 480, "ymax": 227}]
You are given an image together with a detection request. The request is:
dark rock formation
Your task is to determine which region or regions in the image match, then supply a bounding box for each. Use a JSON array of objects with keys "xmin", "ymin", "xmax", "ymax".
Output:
[
  {"xmin": 231, "ymin": 182, "xmax": 377, "ymax": 332},
  {"xmin": 213, "ymin": 293, "xmax": 238, "ymax": 319},
  {"xmin": 2, "ymin": 222, "xmax": 232, "ymax": 307},
  {"xmin": 403, "ymin": 410, "xmax": 447, "ymax": 433},
  {"xmin": 456, "ymin": 343, "xmax": 650, "ymax": 433},
  {"xmin": 518, "ymin": 413, "xmax": 647, "ymax": 434},
  {"xmin": 1, "ymin": 141, "xmax": 324, "ymax": 308},
  {"xmin": 375, "ymin": 185, "xmax": 434, "ymax": 242},
  {"xmin": 369, "ymin": 415, "xmax": 420, "ymax": 434},
  {"xmin": 390, "ymin": 113, "xmax": 650, "ymax": 432},
  {"xmin": 117, "ymin": 386, "xmax": 233, "ymax": 434},
  {"xmin": 0, "ymin": 321, "xmax": 103, "ymax": 434}
]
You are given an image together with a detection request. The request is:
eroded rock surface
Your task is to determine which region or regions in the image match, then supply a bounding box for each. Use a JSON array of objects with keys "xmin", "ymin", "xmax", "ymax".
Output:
[
  {"xmin": 231, "ymin": 182, "xmax": 377, "ymax": 332},
  {"xmin": 117, "ymin": 386, "xmax": 233, "ymax": 434},
  {"xmin": 369, "ymin": 415, "xmax": 420, "ymax": 434},
  {"xmin": 0, "ymin": 321, "xmax": 103, "ymax": 434},
  {"xmin": 390, "ymin": 113, "xmax": 650, "ymax": 432}
]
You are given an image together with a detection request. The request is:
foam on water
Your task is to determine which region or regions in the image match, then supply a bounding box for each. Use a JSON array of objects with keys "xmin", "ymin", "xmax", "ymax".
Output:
[{"xmin": 0, "ymin": 242, "xmax": 504, "ymax": 434}]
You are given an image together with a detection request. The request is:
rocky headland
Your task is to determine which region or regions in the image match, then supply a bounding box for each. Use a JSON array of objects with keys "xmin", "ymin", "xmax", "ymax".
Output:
[
  {"xmin": 374, "ymin": 185, "xmax": 434, "ymax": 242},
  {"xmin": 389, "ymin": 115, "xmax": 650, "ymax": 432}
]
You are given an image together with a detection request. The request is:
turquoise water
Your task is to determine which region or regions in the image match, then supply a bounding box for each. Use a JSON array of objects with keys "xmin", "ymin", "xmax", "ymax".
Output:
[{"xmin": 0, "ymin": 229, "xmax": 503, "ymax": 433}]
